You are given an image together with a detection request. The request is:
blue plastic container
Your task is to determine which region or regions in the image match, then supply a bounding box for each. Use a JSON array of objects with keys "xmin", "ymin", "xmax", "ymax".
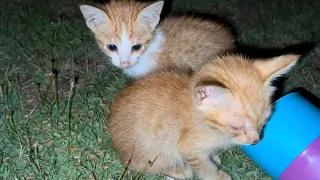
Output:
[{"xmin": 242, "ymin": 92, "xmax": 320, "ymax": 179}]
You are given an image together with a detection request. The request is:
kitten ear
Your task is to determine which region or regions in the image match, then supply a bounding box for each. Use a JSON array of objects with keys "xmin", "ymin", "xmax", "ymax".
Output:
[
  {"xmin": 195, "ymin": 84, "xmax": 245, "ymax": 128},
  {"xmin": 195, "ymin": 85, "xmax": 232, "ymax": 108},
  {"xmin": 79, "ymin": 5, "xmax": 111, "ymax": 31},
  {"xmin": 136, "ymin": 1, "xmax": 164, "ymax": 29},
  {"xmin": 254, "ymin": 54, "xmax": 301, "ymax": 85}
]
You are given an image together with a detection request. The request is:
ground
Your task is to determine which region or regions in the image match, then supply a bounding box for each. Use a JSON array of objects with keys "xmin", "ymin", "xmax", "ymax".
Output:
[{"xmin": 0, "ymin": 0, "xmax": 319, "ymax": 179}]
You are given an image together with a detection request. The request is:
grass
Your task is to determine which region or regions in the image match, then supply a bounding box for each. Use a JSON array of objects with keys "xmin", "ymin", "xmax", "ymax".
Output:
[{"xmin": 0, "ymin": 0, "xmax": 319, "ymax": 179}]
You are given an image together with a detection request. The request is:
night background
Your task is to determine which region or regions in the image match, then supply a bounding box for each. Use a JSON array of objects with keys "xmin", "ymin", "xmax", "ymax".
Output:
[{"xmin": 0, "ymin": 0, "xmax": 319, "ymax": 179}]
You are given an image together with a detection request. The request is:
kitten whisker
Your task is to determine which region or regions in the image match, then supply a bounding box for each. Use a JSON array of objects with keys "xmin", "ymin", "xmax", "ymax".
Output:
[{"xmin": 260, "ymin": 100, "xmax": 277, "ymax": 117}]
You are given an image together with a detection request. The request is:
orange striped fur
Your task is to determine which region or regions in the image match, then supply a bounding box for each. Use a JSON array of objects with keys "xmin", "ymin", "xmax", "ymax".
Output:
[
  {"xmin": 108, "ymin": 54, "xmax": 300, "ymax": 179},
  {"xmin": 80, "ymin": 0, "xmax": 234, "ymax": 78}
]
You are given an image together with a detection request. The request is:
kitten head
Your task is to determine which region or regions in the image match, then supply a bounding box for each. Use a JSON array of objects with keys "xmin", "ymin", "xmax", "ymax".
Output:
[
  {"xmin": 80, "ymin": 1, "xmax": 164, "ymax": 69},
  {"xmin": 193, "ymin": 54, "xmax": 300, "ymax": 145}
]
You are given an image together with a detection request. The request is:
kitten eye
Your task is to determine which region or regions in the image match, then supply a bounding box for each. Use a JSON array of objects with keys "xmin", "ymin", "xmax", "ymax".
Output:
[
  {"xmin": 230, "ymin": 125, "xmax": 241, "ymax": 131},
  {"xmin": 106, "ymin": 44, "xmax": 117, "ymax": 51},
  {"xmin": 132, "ymin": 44, "xmax": 143, "ymax": 51}
]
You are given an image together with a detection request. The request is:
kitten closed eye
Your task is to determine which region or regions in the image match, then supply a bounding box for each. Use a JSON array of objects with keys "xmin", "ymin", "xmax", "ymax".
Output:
[{"xmin": 230, "ymin": 125, "xmax": 242, "ymax": 131}]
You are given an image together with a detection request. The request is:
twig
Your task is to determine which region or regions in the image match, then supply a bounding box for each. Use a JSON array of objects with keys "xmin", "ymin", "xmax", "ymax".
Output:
[
  {"xmin": 45, "ymin": 42, "xmax": 62, "ymax": 62},
  {"xmin": 148, "ymin": 155, "xmax": 159, "ymax": 167},
  {"xmin": 28, "ymin": 155, "xmax": 45, "ymax": 180},
  {"xmin": 67, "ymin": 76, "xmax": 78, "ymax": 140},
  {"xmin": 56, "ymin": 103, "xmax": 67, "ymax": 123},
  {"xmin": 50, "ymin": 58, "xmax": 59, "ymax": 107},
  {"xmin": 85, "ymin": 50, "xmax": 89, "ymax": 73},
  {"xmin": 24, "ymin": 103, "xmax": 39, "ymax": 129},
  {"xmin": 36, "ymin": 83, "xmax": 44, "ymax": 106},
  {"xmin": 118, "ymin": 152, "xmax": 134, "ymax": 180},
  {"xmin": 16, "ymin": 73, "xmax": 24, "ymax": 109},
  {"xmin": 133, "ymin": 170, "xmax": 146, "ymax": 180},
  {"xmin": 7, "ymin": 111, "xmax": 25, "ymax": 144},
  {"xmin": 0, "ymin": 85, "xmax": 3, "ymax": 98}
]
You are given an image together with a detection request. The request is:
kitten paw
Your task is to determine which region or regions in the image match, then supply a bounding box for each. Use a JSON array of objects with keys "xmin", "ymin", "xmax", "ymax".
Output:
[
  {"xmin": 219, "ymin": 171, "xmax": 232, "ymax": 180},
  {"xmin": 163, "ymin": 166, "xmax": 193, "ymax": 180},
  {"xmin": 212, "ymin": 154, "xmax": 221, "ymax": 166}
]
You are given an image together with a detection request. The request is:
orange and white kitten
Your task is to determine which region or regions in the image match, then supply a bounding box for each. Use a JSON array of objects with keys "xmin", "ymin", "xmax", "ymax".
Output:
[
  {"xmin": 79, "ymin": 0, "xmax": 234, "ymax": 78},
  {"xmin": 108, "ymin": 54, "xmax": 301, "ymax": 179}
]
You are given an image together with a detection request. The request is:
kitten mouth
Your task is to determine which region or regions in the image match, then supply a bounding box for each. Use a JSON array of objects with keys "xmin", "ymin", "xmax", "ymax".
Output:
[
  {"xmin": 121, "ymin": 61, "xmax": 139, "ymax": 69},
  {"xmin": 121, "ymin": 66, "xmax": 130, "ymax": 69},
  {"xmin": 121, "ymin": 64, "xmax": 134, "ymax": 69}
]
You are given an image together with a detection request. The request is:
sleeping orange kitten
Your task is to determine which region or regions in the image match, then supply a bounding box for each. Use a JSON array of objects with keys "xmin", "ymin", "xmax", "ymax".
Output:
[
  {"xmin": 79, "ymin": 0, "xmax": 234, "ymax": 78},
  {"xmin": 108, "ymin": 54, "xmax": 301, "ymax": 179}
]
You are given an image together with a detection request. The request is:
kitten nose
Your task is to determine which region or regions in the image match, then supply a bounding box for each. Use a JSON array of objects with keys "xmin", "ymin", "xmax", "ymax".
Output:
[
  {"xmin": 250, "ymin": 136, "xmax": 260, "ymax": 145},
  {"xmin": 120, "ymin": 61, "xmax": 130, "ymax": 68},
  {"xmin": 249, "ymin": 132, "xmax": 260, "ymax": 145},
  {"xmin": 251, "ymin": 139, "xmax": 259, "ymax": 145}
]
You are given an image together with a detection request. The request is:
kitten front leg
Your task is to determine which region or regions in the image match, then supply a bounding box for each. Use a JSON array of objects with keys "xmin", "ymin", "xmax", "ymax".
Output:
[
  {"xmin": 162, "ymin": 164, "xmax": 193, "ymax": 179},
  {"xmin": 186, "ymin": 154, "xmax": 231, "ymax": 180}
]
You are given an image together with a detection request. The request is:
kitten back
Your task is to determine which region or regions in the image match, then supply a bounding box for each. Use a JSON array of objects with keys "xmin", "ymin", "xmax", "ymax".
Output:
[{"xmin": 108, "ymin": 53, "xmax": 301, "ymax": 179}]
